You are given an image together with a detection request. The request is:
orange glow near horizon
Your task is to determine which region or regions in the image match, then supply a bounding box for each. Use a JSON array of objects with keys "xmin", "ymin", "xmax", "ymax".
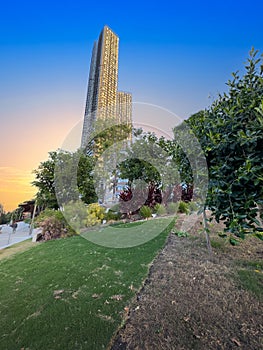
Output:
[
  {"xmin": 0, "ymin": 107, "xmax": 83, "ymax": 213},
  {"xmin": 0, "ymin": 167, "xmax": 36, "ymax": 212}
]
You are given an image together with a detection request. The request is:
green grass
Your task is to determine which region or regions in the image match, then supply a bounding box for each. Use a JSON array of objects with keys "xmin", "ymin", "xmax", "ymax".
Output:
[
  {"xmin": 236, "ymin": 260, "xmax": 263, "ymax": 300},
  {"xmin": 109, "ymin": 221, "xmax": 144, "ymax": 228},
  {"xmin": 0, "ymin": 219, "xmax": 174, "ymax": 350},
  {"xmin": 82, "ymin": 217, "xmax": 173, "ymax": 248},
  {"xmin": 210, "ymin": 238, "xmax": 227, "ymax": 250},
  {"xmin": 237, "ymin": 260, "xmax": 263, "ymax": 270}
]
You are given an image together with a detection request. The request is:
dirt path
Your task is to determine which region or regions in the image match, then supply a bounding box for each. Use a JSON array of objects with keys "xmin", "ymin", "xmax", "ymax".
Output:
[{"xmin": 110, "ymin": 224, "xmax": 263, "ymax": 349}]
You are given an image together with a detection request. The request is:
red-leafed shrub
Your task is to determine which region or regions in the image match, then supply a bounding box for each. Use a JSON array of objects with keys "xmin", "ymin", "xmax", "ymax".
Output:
[
  {"xmin": 172, "ymin": 184, "xmax": 193, "ymax": 202},
  {"xmin": 35, "ymin": 209, "xmax": 74, "ymax": 241},
  {"xmin": 39, "ymin": 216, "xmax": 68, "ymax": 241},
  {"xmin": 182, "ymin": 184, "xmax": 193, "ymax": 202},
  {"xmin": 145, "ymin": 184, "xmax": 162, "ymax": 208},
  {"xmin": 119, "ymin": 184, "xmax": 162, "ymax": 216}
]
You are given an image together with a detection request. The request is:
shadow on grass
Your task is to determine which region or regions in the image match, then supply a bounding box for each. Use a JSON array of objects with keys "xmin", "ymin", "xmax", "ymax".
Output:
[{"xmin": 82, "ymin": 217, "xmax": 175, "ymax": 248}]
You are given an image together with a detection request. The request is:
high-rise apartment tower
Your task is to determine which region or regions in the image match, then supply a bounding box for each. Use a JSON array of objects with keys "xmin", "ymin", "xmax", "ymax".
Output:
[{"xmin": 81, "ymin": 26, "xmax": 131, "ymax": 148}]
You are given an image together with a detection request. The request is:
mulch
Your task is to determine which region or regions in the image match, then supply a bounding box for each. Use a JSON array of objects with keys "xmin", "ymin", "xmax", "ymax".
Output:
[{"xmin": 110, "ymin": 215, "xmax": 263, "ymax": 350}]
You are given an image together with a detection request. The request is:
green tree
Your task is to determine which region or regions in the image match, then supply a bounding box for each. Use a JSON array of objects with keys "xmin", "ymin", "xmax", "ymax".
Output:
[
  {"xmin": 0, "ymin": 203, "xmax": 7, "ymax": 224},
  {"xmin": 118, "ymin": 129, "xmax": 180, "ymax": 206},
  {"xmin": 77, "ymin": 152, "xmax": 97, "ymax": 204},
  {"xmin": 32, "ymin": 151, "xmax": 58, "ymax": 209},
  {"xmin": 86, "ymin": 118, "xmax": 132, "ymax": 202},
  {"xmin": 33, "ymin": 150, "xmax": 97, "ymax": 209},
  {"xmin": 118, "ymin": 133, "xmax": 162, "ymax": 187},
  {"xmin": 187, "ymin": 48, "xmax": 263, "ymax": 237}
]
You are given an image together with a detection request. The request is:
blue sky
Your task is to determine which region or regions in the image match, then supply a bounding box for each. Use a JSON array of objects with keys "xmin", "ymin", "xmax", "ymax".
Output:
[{"xmin": 1, "ymin": 0, "xmax": 263, "ymax": 210}]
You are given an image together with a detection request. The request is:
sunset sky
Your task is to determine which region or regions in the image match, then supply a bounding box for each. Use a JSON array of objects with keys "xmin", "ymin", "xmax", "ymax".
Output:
[{"xmin": 1, "ymin": 0, "xmax": 263, "ymax": 211}]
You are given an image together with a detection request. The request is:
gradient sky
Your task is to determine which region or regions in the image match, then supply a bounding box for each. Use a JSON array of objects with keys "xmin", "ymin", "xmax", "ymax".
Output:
[{"xmin": 1, "ymin": 0, "xmax": 263, "ymax": 211}]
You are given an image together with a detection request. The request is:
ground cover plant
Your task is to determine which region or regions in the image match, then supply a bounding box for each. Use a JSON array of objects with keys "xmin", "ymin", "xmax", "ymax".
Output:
[
  {"xmin": 236, "ymin": 260, "xmax": 263, "ymax": 300},
  {"xmin": 0, "ymin": 219, "xmax": 174, "ymax": 350}
]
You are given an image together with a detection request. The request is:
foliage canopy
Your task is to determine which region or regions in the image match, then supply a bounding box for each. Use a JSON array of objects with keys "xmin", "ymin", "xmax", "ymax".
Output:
[{"xmin": 187, "ymin": 48, "xmax": 263, "ymax": 236}]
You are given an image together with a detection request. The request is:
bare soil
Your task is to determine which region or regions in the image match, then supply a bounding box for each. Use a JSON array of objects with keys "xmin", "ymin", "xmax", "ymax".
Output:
[{"xmin": 110, "ymin": 215, "xmax": 263, "ymax": 350}]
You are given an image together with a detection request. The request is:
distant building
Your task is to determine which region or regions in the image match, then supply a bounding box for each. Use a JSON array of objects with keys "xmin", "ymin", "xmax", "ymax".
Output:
[
  {"xmin": 117, "ymin": 91, "xmax": 132, "ymax": 143},
  {"xmin": 18, "ymin": 200, "xmax": 36, "ymax": 219},
  {"xmin": 81, "ymin": 25, "xmax": 132, "ymax": 148}
]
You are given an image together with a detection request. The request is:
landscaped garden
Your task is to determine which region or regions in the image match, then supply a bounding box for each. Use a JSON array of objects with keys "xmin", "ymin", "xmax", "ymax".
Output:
[
  {"xmin": 0, "ymin": 214, "xmax": 262, "ymax": 349},
  {"xmin": 0, "ymin": 49, "xmax": 262, "ymax": 349}
]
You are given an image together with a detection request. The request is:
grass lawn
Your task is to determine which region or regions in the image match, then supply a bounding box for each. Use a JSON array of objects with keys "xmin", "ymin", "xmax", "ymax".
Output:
[
  {"xmin": 236, "ymin": 260, "xmax": 263, "ymax": 300},
  {"xmin": 0, "ymin": 218, "xmax": 174, "ymax": 350}
]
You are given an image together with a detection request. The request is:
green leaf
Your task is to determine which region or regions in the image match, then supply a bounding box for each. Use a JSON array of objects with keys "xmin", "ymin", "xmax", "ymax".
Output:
[
  {"xmin": 218, "ymin": 232, "xmax": 227, "ymax": 238},
  {"xmin": 229, "ymin": 236, "xmax": 240, "ymax": 246}
]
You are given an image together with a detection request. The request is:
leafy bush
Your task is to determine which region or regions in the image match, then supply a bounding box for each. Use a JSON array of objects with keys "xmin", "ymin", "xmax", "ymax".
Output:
[
  {"xmin": 154, "ymin": 203, "xmax": 166, "ymax": 216},
  {"xmin": 172, "ymin": 230, "xmax": 189, "ymax": 237},
  {"xmin": 188, "ymin": 201, "xmax": 199, "ymax": 213},
  {"xmin": 35, "ymin": 209, "xmax": 65, "ymax": 225},
  {"xmin": 0, "ymin": 212, "xmax": 11, "ymax": 225},
  {"xmin": 139, "ymin": 205, "xmax": 152, "ymax": 219},
  {"xmin": 35, "ymin": 209, "xmax": 74, "ymax": 241},
  {"xmin": 253, "ymin": 232, "xmax": 263, "ymax": 240},
  {"xmin": 178, "ymin": 201, "xmax": 190, "ymax": 214},
  {"xmin": 38, "ymin": 217, "xmax": 68, "ymax": 241},
  {"xmin": 167, "ymin": 202, "xmax": 178, "ymax": 214},
  {"xmin": 119, "ymin": 184, "xmax": 162, "ymax": 216},
  {"xmin": 64, "ymin": 200, "xmax": 87, "ymax": 232},
  {"xmin": 110, "ymin": 203, "xmax": 120, "ymax": 212},
  {"xmin": 86, "ymin": 203, "xmax": 105, "ymax": 227},
  {"xmin": 104, "ymin": 210, "xmax": 121, "ymax": 222}
]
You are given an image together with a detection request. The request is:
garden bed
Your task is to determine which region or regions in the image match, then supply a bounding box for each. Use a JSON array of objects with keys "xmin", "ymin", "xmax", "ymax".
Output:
[{"xmin": 110, "ymin": 217, "xmax": 263, "ymax": 350}]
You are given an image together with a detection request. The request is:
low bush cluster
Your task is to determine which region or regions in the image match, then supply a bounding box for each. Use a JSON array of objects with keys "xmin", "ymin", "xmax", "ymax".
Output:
[
  {"xmin": 139, "ymin": 205, "xmax": 152, "ymax": 219},
  {"xmin": 35, "ymin": 209, "xmax": 73, "ymax": 241},
  {"xmin": 38, "ymin": 216, "xmax": 68, "ymax": 241},
  {"xmin": 34, "ymin": 198, "xmax": 196, "ymax": 242},
  {"xmin": 86, "ymin": 203, "xmax": 105, "ymax": 227},
  {"xmin": 153, "ymin": 203, "xmax": 166, "ymax": 216},
  {"xmin": 104, "ymin": 209, "xmax": 122, "ymax": 222},
  {"xmin": 177, "ymin": 201, "xmax": 190, "ymax": 214}
]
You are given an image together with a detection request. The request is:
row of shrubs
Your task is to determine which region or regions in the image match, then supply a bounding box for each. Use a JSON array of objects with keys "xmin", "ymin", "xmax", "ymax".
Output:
[
  {"xmin": 33, "ymin": 200, "xmax": 198, "ymax": 241},
  {"xmin": 139, "ymin": 201, "xmax": 198, "ymax": 218},
  {"xmin": 34, "ymin": 203, "xmax": 116, "ymax": 241}
]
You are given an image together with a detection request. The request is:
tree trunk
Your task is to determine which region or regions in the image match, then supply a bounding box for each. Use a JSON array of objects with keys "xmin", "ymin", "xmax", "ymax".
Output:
[{"xmin": 203, "ymin": 208, "xmax": 212, "ymax": 257}]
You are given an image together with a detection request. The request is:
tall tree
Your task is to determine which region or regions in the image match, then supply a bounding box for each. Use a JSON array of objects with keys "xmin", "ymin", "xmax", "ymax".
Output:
[
  {"xmin": 33, "ymin": 150, "xmax": 97, "ymax": 209},
  {"xmin": 187, "ymin": 48, "xmax": 263, "ymax": 237},
  {"xmin": 33, "ymin": 151, "xmax": 59, "ymax": 209}
]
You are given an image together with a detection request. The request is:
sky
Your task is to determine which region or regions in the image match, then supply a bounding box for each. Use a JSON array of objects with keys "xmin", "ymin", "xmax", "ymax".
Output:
[{"xmin": 1, "ymin": 0, "xmax": 263, "ymax": 211}]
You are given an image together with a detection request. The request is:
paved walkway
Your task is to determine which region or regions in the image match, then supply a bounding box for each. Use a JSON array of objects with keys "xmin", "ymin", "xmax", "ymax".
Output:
[{"xmin": 0, "ymin": 222, "xmax": 39, "ymax": 250}]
